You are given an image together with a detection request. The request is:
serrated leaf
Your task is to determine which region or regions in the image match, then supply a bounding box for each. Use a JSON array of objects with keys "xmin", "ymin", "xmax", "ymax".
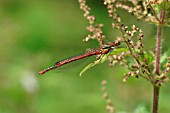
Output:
[
  {"xmin": 144, "ymin": 52, "xmax": 154, "ymax": 64},
  {"xmin": 159, "ymin": 1, "xmax": 170, "ymax": 10},
  {"xmin": 138, "ymin": 51, "xmax": 154, "ymax": 64},
  {"xmin": 154, "ymin": 1, "xmax": 170, "ymax": 12}
]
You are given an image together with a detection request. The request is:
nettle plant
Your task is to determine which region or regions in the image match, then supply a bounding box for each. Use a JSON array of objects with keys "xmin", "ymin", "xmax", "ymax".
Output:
[{"xmin": 78, "ymin": 0, "xmax": 170, "ymax": 113}]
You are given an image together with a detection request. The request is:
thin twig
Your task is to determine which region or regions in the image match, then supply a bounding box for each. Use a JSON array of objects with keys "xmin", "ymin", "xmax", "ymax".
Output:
[
  {"xmin": 148, "ymin": 4, "xmax": 161, "ymax": 23},
  {"xmin": 120, "ymin": 29, "xmax": 141, "ymax": 66}
]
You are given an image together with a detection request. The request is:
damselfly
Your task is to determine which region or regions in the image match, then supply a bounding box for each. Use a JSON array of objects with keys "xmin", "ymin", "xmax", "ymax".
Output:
[{"xmin": 39, "ymin": 41, "xmax": 120, "ymax": 75}]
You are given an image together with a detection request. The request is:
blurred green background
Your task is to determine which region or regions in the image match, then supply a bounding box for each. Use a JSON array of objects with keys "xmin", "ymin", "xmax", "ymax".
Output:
[{"xmin": 0, "ymin": 0, "xmax": 170, "ymax": 113}]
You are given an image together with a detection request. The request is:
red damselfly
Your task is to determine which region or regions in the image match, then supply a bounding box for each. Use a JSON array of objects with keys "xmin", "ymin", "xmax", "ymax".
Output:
[{"xmin": 39, "ymin": 41, "xmax": 120, "ymax": 75}]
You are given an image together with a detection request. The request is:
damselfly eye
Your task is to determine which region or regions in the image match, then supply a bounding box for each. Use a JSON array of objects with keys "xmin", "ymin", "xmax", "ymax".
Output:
[{"xmin": 112, "ymin": 41, "xmax": 120, "ymax": 46}]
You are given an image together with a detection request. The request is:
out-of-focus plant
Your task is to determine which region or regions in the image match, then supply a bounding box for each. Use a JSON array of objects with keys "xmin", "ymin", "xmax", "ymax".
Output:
[{"xmin": 78, "ymin": 0, "xmax": 170, "ymax": 113}]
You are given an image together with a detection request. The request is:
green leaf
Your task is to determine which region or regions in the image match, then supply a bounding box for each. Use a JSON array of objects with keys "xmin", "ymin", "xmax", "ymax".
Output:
[
  {"xmin": 109, "ymin": 48, "xmax": 128, "ymax": 56},
  {"xmin": 159, "ymin": 1, "xmax": 170, "ymax": 10},
  {"xmin": 161, "ymin": 49, "xmax": 170, "ymax": 68},
  {"xmin": 160, "ymin": 52, "xmax": 168, "ymax": 64},
  {"xmin": 100, "ymin": 54, "xmax": 108, "ymax": 63},
  {"xmin": 133, "ymin": 104, "xmax": 150, "ymax": 113},
  {"xmin": 79, "ymin": 47, "xmax": 128, "ymax": 76},
  {"xmin": 136, "ymin": 50, "xmax": 154, "ymax": 65},
  {"xmin": 143, "ymin": 52, "xmax": 154, "ymax": 64},
  {"xmin": 79, "ymin": 59, "xmax": 101, "ymax": 76},
  {"xmin": 154, "ymin": 1, "xmax": 170, "ymax": 12}
]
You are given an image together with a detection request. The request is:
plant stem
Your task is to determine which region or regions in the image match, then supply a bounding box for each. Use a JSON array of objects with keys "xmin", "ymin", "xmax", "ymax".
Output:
[
  {"xmin": 152, "ymin": 24, "xmax": 161, "ymax": 113},
  {"xmin": 152, "ymin": 9, "xmax": 165, "ymax": 113},
  {"xmin": 155, "ymin": 25, "xmax": 162, "ymax": 75},
  {"xmin": 152, "ymin": 86, "xmax": 159, "ymax": 113}
]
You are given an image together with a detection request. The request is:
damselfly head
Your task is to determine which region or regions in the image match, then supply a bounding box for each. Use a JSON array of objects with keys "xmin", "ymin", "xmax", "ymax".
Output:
[{"xmin": 103, "ymin": 40, "xmax": 120, "ymax": 49}]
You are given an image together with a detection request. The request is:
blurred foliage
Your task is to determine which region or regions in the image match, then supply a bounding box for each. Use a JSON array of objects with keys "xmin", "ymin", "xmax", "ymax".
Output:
[{"xmin": 0, "ymin": 0, "xmax": 170, "ymax": 113}]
